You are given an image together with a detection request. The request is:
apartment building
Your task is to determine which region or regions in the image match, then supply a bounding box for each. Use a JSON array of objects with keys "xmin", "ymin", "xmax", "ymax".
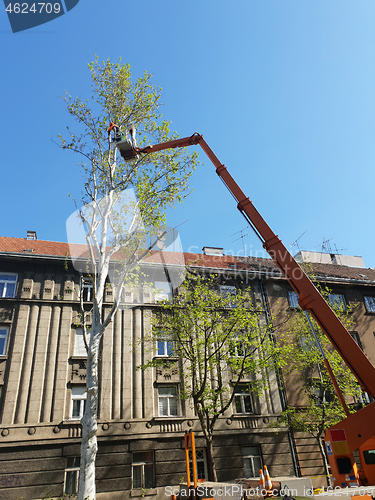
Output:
[{"xmin": 0, "ymin": 236, "xmax": 296, "ymax": 500}]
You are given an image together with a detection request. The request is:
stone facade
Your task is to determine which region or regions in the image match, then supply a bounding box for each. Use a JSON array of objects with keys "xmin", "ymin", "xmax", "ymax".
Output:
[{"xmin": 0, "ymin": 238, "xmax": 297, "ymax": 499}]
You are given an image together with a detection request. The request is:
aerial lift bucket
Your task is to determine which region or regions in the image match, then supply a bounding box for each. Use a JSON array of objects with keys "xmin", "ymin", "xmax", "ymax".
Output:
[{"xmin": 116, "ymin": 138, "xmax": 138, "ymax": 161}]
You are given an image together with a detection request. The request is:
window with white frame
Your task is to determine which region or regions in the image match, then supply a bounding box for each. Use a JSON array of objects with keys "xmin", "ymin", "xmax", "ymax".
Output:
[
  {"xmin": 64, "ymin": 456, "xmax": 80, "ymax": 495},
  {"xmin": 349, "ymin": 333, "xmax": 373, "ymax": 403},
  {"xmin": 0, "ymin": 327, "xmax": 9, "ymax": 356},
  {"xmin": 234, "ymin": 385, "xmax": 253, "ymax": 414},
  {"xmin": 358, "ymin": 390, "xmax": 373, "ymax": 405},
  {"xmin": 242, "ymin": 446, "xmax": 262, "ymax": 478},
  {"xmin": 132, "ymin": 451, "xmax": 155, "ymax": 489},
  {"xmin": 70, "ymin": 386, "xmax": 86, "ymax": 419},
  {"xmin": 328, "ymin": 294, "xmax": 346, "ymax": 311},
  {"xmin": 0, "ymin": 274, "xmax": 17, "ymax": 298},
  {"xmin": 189, "ymin": 449, "xmax": 207, "ymax": 481},
  {"xmin": 229, "ymin": 335, "xmax": 246, "ymax": 357},
  {"xmin": 81, "ymin": 278, "xmax": 93, "ymax": 302},
  {"xmin": 74, "ymin": 329, "xmax": 88, "ymax": 357},
  {"xmin": 288, "ymin": 291, "xmax": 299, "ymax": 309},
  {"xmin": 364, "ymin": 297, "xmax": 375, "ymax": 313},
  {"xmin": 155, "ymin": 281, "xmax": 172, "ymax": 302},
  {"xmin": 157, "ymin": 338, "xmax": 174, "ymax": 357},
  {"xmin": 158, "ymin": 386, "xmax": 179, "ymax": 416}
]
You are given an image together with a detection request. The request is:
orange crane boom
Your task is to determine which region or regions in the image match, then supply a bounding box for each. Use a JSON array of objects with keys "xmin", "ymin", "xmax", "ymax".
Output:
[{"xmin": 118, "ymin": 132, "xmax": 375, "ymax": 487}]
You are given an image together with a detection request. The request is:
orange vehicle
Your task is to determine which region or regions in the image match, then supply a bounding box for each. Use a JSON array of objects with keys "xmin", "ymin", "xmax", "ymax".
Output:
[{"xmin": 116, "ymin": 131, "xmax": 375, "ymax": 488}]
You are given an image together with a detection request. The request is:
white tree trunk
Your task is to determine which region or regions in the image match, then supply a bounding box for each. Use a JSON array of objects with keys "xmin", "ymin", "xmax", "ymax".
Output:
[{"xmin": 78, "ymin": 332, "xmax": 101, "ymax": 500}]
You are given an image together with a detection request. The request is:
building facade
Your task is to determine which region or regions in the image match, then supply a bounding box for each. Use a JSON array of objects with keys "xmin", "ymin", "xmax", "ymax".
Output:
[{"xmin": 0, "ymin": 236, "xmax": 298, "ymax": 500}]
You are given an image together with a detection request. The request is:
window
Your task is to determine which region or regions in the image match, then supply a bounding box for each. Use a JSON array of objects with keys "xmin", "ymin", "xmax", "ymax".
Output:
[
  {"xmin": 74, "ymin": 329, "xmax": 88, "ymax": 357},
  {"xmin": 308, "ymin": 379, "xmax": 333, "ymax": 405},
  {"xmin": 229, "ymin": 335, "xmax": 246, "ymax": 357},
  {"xmin": 336, "ymin": 457, "xmax": 353, "ymax": 474},
  {"xmin": 288, "ymin": 291, "xmax": 299, "ymax": 309},
  {"xmin": 189, "ymin": 449, "xmax": 207, "ymax": 481},
  {"xmin": 363, "ymin": 449, "xmax": 375, "ymax": 465},
  {"xmin": 0, "ymin": 327, "xmax": 9, "ymax": 356},
  {"xmin": 155, "ymin": 281, "xmax": 172, "ymax": 302},
  {"xmin": 234, "ymin": 385, "xmax": 253, "ymax": 414},
  {"xmin": 132, "ymin": 451, "xmax": 155, "ymax": 489},
  {"xmin": 81, "ymin": 279, "xmax": 93, "ymax": 302},
  {"xmin": 358, "ymin": 391, "xmax": 372, "ymax": 405},
  {"xmin": 158, "ymin": 386, "xmax": 179, "ymax": 416},
  {"xmin": 242, "ymin": 446, "xmax": 262, "ymax": 478},
  {"xmin": 350, "ymin": 331, "xmax": 362, "ymax": 349},
  {"xmin": 0, "ymin": 274, "xmax": 17, "ymax": 298},
  {"xmin": 220, "ymin": 285, "xmax": 237, "ymax": 307},
  {"xmin": 364, "ymin": 297, "xmax": 375, "ymax": 313},
  {"xmin": 70, "ymin": 386, "xmax": 86, "ymax": 419},
  {"xmin": 157, "ymin": 338, "xmax": 174, "ymax": 357},
  {"xmin": 328, "ymin": 294, "xmax": 346, "ymax": 311},
  {"xmin": 64, "ymin": 457, "xmax": 80, "ymax": 495},
  {"xmin": 299, "ymin": 334, "xmax": 316, "ymax": 351}
]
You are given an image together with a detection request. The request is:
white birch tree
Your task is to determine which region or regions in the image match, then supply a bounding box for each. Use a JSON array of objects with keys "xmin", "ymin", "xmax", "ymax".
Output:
[{"xmin": 59, "ymin": 57, "xmax": 198, "ymax": 500}]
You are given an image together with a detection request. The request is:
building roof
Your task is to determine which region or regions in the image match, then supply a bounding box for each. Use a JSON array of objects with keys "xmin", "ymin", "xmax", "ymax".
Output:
[
  {"xmin": 0, "ymin": 236, "xmax": 89, "ymax": 259},
  {"xmin": 1, "ymin": 236, "xmax": 375, "ymax": 283}
]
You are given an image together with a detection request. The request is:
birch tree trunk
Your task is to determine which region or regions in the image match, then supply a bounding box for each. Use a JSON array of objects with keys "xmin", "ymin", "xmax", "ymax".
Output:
[{"xmin": 78, "ymin": 330, "xmax": 101, "ymax": 500}]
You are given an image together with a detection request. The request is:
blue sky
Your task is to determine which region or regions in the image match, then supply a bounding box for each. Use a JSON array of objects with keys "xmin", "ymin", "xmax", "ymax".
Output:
[{"xmin": 1, "ymin": 1, "xmax": 375, "ymax": 267}]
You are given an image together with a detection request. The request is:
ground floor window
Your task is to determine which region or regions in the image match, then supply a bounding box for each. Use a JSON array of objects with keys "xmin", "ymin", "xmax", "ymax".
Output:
[
  {"xmin": 64, "ymin": 456, "xmax": 80, "ymax": 495},
  {"xmin": 242, "ymin": 446, "xmax": 262, "ymax": 478},
  {"xmin": 132, "ymin": 451, "xmax": 155, "ymax": 489},
  {"xmin": 189, "ymin": 448, "xmax": 207, "ymax": 481}
]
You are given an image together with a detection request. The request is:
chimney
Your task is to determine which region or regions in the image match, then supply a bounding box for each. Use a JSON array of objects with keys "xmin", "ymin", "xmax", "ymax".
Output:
[
  {"xmin": 27, "ymin": 230, "xmax": 37, "ymax": 240},
  {"xmin": 202, "ymin": 246, "xmax": 224, "ymax": 256}
]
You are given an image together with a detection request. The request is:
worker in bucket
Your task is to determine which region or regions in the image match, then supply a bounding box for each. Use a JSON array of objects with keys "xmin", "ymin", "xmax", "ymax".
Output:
[{"xmin": 108, "ymin": 122, "xmax": 122, "ymax": 143}]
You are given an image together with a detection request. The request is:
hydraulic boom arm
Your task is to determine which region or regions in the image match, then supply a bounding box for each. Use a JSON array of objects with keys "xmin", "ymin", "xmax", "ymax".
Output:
[
  {"xmin": 120, "ymin": 132, "xmax": 375, "ymax": 486},
  {"xmin": 124, "ymin": 132, "xmax": 375, "ymax": 398}
]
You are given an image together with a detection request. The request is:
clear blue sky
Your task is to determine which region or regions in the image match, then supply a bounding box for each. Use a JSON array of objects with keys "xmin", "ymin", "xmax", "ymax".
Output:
[{"xmin": 1, "ymin": 1, "xmax": 375, "ymax": 267}]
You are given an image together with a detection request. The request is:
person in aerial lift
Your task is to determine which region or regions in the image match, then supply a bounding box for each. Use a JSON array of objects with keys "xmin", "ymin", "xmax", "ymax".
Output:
[{"xmin": 108, "ymin": 122, "xmax": 122, "ymax": 142}]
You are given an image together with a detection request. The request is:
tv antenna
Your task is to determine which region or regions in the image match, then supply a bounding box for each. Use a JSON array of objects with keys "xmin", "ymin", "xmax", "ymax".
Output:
[
  {"xmin": 231, "ymin": 227, "xmax": 249, "ymax": 256},
  {"xmin": 313, "ymin": 237, "xmax": 333, "ymax": 254},
  {"xmin": 333, "ymin": 243, "xmax": 347, "ymax": 255},
  {"xmin": 291, "ymin": 230, "xmax": 307, "ymax": 251}
]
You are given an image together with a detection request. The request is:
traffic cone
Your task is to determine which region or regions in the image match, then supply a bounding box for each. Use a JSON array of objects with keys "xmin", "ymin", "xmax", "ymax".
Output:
[
  {"xmin": 259, "ymin": 468, "xmax": 265, "ymax": 491},
  {"xmin": 263, "ymin": 465, "xmax": 274, "ymax": 498}
]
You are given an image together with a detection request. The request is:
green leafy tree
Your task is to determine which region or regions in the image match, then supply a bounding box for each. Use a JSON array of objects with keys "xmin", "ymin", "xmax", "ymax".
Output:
[
  {"xmin": 142, "ymin": 272, "xmax": 272, "ymax": 482},
  {"xmin": 271, "ymin": 278, "xmax": 362, "ymax": 484},
  {"xmin": 59, "ymin": 57, "xmax": 198, "ymax": 500}
]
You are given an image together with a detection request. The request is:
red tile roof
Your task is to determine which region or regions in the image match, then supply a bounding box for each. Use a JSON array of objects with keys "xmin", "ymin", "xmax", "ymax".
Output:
[
  {"xmin": 0, "ymin": 237, "xmax": 89, "ymax": 258},
  {"xmin": 1, "ymin": 236, "xmax": 375, "ymax": 282}
]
